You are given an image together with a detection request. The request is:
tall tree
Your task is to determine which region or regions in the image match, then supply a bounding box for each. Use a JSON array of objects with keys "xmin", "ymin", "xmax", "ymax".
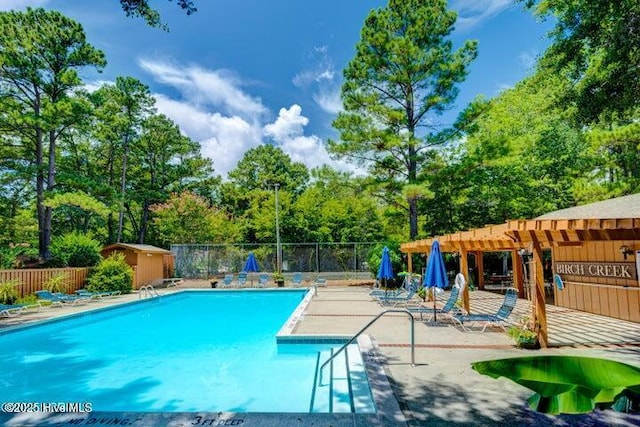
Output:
[
  {"xmin": 91, "ymin": 77, "xmax": 156, "ymax": 243},
  {"xmin": 328, "ymin": 0, "xmax": 477, "ymax": 240},
  {"xmin": 0, "ymin": 8, "xmax": 105, "ymax": 259},
  {"xmin": 522, "ymin": 0, "xmax": 640, "ymax": 122},
  {"xmin": 226, "ymin": 144, "xmax": 309, "ymax": 195},
  {"xmin": 128, "ymin": 114, "xmax": 216, "ymax": 243}
]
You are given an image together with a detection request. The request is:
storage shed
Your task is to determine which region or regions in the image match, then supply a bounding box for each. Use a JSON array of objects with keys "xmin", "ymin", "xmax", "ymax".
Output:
[{"xmin": 101, "ymin": 243, "xmax": 174, "ymax": 289}]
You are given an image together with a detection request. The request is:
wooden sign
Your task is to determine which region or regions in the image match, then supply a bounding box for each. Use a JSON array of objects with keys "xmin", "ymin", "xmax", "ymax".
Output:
[{"xmin": 555, "ymin": 262, "xmax": 637, "ymax": 280}]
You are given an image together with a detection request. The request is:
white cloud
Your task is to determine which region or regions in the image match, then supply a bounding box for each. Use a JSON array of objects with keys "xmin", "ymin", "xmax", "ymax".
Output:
[
  {"xmin": 264, "ymin": 105, "xmax": 308, "ymax": 142},
  {"xmin": 518, "ymin": 51, "xmax": 537, "ymax": 70},
  {"xmin": 153, "ymin": 94, "xmax": 262, "ymax": 176},
  {"xmin": 263, "ymin": 105, "xmax": 359, "ymax": 174},
  {"xmin": 293, "ymin": 46, "xmax": 342, "ymax": 115},
  {"xmin": 450, "ymin": 0, "xmax": 512, "ymax": 31},
  {"xmin": 135, "ymin": 59, "xmax": 351, "ymax": 177},
  {"xmin": 0, "ymin": 0, "xmax": 49, "ymax": 10},
  {"xmin": 313, "ymin": 88, "xmax": 342, "ymax": 115},
  {"xmin": 139, "ymin": 58, "xmax": 266, "ymax": 119}
]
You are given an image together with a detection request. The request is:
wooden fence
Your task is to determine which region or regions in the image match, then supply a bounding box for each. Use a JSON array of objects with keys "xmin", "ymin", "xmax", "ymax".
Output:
[{"xmin": 0, "ymin": 268, "xmax": 91, "ymax": 297}]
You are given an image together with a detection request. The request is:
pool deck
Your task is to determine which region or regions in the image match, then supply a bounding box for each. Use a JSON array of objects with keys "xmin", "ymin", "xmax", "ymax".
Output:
[{"xmin": 1, "ymin": 282, "xmax": 640, "ymax": 426}]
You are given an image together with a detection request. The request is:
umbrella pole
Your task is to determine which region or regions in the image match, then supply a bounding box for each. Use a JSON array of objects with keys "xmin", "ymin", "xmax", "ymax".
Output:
[{"xmin": 433, "ymin": 291, "xmax": 437, "ymax": 322}]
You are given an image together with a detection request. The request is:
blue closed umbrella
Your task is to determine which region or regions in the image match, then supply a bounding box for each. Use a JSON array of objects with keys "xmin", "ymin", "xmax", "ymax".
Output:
[
  {"xmin": 243, "ymin": 252, "xmax": 260, "ymax": 286},
  {"xmin": 423, "ymin": 240, "xmax": 448, "ymax": 321},
  {"xmin": 377, "ymin": 246, "xmax": 394, "ymax": 287}
]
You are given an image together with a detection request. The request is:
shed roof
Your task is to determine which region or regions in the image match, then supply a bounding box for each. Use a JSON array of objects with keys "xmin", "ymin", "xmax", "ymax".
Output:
[{"xmin": 101, "ymin": 243, "xmax": 171, "ymax": 254}]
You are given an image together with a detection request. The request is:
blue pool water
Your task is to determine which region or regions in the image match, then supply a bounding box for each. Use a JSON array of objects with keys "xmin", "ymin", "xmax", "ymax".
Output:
[{"xmin": 0, "ymin": 290, "xmax": 361, "ymax": 413}]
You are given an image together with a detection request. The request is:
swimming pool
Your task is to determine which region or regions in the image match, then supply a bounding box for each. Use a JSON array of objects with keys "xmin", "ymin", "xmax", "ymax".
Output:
[{"xmin": 0, "ymin": 290, "xmax": 375, "ymax": 414}]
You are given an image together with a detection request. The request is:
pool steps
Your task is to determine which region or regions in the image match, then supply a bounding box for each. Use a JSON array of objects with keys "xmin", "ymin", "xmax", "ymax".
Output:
[{"xmin": 310, "ymin": 344, "xmax": 375, "ymax": 413}]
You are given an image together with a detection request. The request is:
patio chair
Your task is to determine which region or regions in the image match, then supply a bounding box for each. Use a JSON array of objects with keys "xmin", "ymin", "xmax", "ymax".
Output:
[
  {"xmin": 451, "ymin": 288, "xmax": 518, "ymax": 332},
  {"xmin": 377, "ymin": 282, "xmax": 418, "ymax": 306},
  {"xmin": 257, "ymin": 273, "xmax": 269, "ymax": 288},
  {"xmin": 407, "ymin": 286, "xmax": 462, "ymax": 322},
  {"xmin": 370, "ymin": 275, "xmax": 414, "ymax": 299},
  {"xmin": 0, "ymin": 303, "xmax": 28, "ymax": 317},
  {"xmin": 220, "ymin": 274, "xmax": 234, "ymax": 288},
  {"xmin": 291, "ymin": 272, "xmax": 303, "ymax": 287},
  {"xmin": 35, "ymin": 290, "xmax": 89, "ymax": 307},
  {"xmin": 75, "ymin": 289, "xmax": 121, "ymax": 300},
  {"xmin": 315, "ymin": 277, "xmax": 327, "ymax": 287},
  {"xmin": 236, "ymin": 271, "xmax": 248, "ymax": 288}
]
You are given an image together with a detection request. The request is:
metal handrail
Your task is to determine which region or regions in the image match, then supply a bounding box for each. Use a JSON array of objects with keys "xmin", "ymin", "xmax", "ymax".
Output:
[
  {"xmin": 319, "ymin": 309, "xmax": 415, "ymax": 384},
  {"xmin": 138, "ymin": 285, "xmax": 160, "ymax": 299}
]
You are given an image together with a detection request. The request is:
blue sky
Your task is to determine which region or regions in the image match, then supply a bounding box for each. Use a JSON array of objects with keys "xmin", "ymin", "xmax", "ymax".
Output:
[{"xmin": 4, "ymin": 1, "xmax": 552, "ymax": 177}]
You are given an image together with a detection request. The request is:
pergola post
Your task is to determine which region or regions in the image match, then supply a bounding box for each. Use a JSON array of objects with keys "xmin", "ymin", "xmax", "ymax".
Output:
[
  {"xmin": 512, "ymin": 249, "xmax": 524, "ymax": 298},
  {"xmin": 477, "ymin": 253, "xmax": 485, "ymax": 290},
  {"xmin": 460, "ymin": 248, "xmax": 470, "ymax": 314},
  {"xmin": 531, "ymin": 238, "xmax": 549, "ymax": 348}
]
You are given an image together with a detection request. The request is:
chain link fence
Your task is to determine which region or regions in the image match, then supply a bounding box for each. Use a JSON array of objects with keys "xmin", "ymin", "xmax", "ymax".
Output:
[{"xmin": 170, "ymin": 243, "xmax": 378, "ymax": 280}]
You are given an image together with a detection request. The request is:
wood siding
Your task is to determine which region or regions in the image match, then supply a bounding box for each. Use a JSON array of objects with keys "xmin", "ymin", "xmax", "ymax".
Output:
[
  {"xmin": 553, "ymin": 241, "xmax": 639, "ymax": 322},
  {"xmin": 0, "ymin": 268, "xmax": 90, "ymax": 297}
]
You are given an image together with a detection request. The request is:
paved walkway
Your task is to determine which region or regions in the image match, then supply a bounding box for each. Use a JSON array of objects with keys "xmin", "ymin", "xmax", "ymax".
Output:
[
  {"xmin": 298, "ymin": 286, "xmax": 640, "ymax": 426},
  {"xmin": 2, "ymin": 283, "xmax": 639, "ymax": 426}
]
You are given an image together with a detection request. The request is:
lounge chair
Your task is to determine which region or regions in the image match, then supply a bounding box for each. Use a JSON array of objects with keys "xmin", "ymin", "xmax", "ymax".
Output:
[
  {"xmin": 220, "ymin": 274, "xmax": 234, "ymax": 288},
  {"xmin": 0, "ymin": 303, "xmax": 30, "ymax": 317},
  {"xmin": 236, "ymin": 271, "xmax": 248, "ymax": 288},
  {"xmin": 406, "ymin": 286, "xmax": 461, "ymax": 321},
  {"xmin": 451, "ymin": 288, "xmax": 518, "ymax": 332},
  {"xmin": 370, "ymin": 275, "xmax": 415, "ymax": 299},
  {"xmin": 257, "ymin": 273, "xmax": 269, "ymax": 288},
  {"xmin": 377, "ymin": 283, "xmax": 418, "ymax": 306},
  {"xmin": 75, "ymin": 289, "xmax": 121, "ymax": 300},
  {"xmin": 35, "ymin": 290, "xmax": 88, "ymax": 307},
  {"xmin": 315, "ymin": 277, "xmax": 327, "ymax": 287},
  {"xmin": 291, "ymin": 272, "xmax": 303, "ymax": 287}
]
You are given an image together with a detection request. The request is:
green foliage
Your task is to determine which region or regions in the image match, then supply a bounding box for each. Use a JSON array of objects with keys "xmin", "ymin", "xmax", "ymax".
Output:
[
  {"xmin": 151, "ymin": 192, "xmax": 240, "ymax": 245},
  {"xmin": 43, "ymin": 272, "xmax": 70, "ymax": 294},
  {"xmin": 49, "ymin": 232, "xmax": 102, "ymax": 267},
  {"xmin": 472, "ymin": 355, "xmax": 640, "ymax": 414},
  {"xmin": 87, "ymin": 253, "xmax": 133, "ymax": 294},
  {"xmin": 0, "ymin": 279, "xmax": 21, "ymax": 304},
  {"xmin": 46, "ymin": 191, "xmax": 111, "ymax": 218},
  {"xmin": 119, "ymin": 0, "xmax": 197, "ymax": 29},
  {"xmin": 522, "ymin": 0, "xmax": 640, "ymax": 121},
  {"xmin": 506, "ymin": 315, "xmax": 539, "ymax": 344},
  {"xmin": 227, "ymin": 145, "xmax": 309, "ymax": 195},
  {"xmin": 0, "ymin": 244, "xmax": 37, "ymax": 269},
  {"xmin": 16, "ymin": 294, "xmax": 38, "ymax": 305}
]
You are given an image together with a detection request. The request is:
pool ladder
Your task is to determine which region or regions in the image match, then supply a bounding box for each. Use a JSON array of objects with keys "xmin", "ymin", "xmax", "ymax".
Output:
[
  {"xmin": 319, "ymin": 309, "xmax": 415, "ymax": 384},
  {"xmin": 139, "ymin": 285, "xmax": 160, "ymax": 299},
  {"xmin": 311, "ymin": 309, "xmax": 415, "ymax": 412}
]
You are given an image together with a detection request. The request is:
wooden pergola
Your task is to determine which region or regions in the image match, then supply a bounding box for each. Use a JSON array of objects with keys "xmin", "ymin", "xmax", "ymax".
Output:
[{"xmin": 401, "ymin": 213, "xmax": 640, "ymax": 348}]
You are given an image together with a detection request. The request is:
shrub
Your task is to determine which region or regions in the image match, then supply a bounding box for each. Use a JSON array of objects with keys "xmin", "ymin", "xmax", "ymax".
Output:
[
  {"xmin": 87, "ymin": 253, "xmax": 133, "ymax": 294},
  {"xmin": 0, "ymin": 243, "xmax": 37, "ymax": 269},
  {"xmin": 0, "ymin": 279, "xmax": 21, "ymax": 305},
  {"xmin": 43, "ymin": 272, "xmax": 70, "ymax": 294},
  {"xmin": 50, "ymin": 232, "xmax": 102, "ymax": 267},
  {"xmin": 16, "ymin": 294, "xmax": 38, "ymax": 305}
]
